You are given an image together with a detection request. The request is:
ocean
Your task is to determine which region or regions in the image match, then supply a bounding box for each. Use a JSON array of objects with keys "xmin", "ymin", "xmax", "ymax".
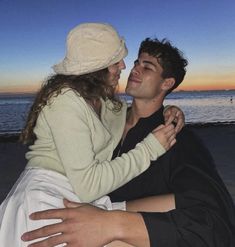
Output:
[{"xmin": 0, "ymin": 90, "xmax": 235, "ymax": 134}]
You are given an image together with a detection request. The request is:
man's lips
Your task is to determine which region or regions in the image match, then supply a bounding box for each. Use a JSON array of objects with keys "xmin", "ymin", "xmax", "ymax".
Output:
[{"xmin": 128, "ymin": 76, "xmax": 141, "ymax": 83}]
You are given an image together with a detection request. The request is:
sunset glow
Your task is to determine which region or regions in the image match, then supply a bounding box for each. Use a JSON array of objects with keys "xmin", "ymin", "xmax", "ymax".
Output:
[
  {"xmin": 117, "ymin": 73, "xmax": 235, "ymax": 93},
  {"xmin": 0, "ymin": 1, "xmax": 234, "ymax": 93}
]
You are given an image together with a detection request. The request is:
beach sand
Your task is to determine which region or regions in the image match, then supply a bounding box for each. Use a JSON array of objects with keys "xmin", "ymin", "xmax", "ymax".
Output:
[{"xmin": 0, "ymin": 124, "xmax": 235, "ymax": 204}]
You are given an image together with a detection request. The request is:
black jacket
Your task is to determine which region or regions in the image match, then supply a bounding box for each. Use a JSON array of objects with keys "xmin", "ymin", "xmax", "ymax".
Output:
[{"xmin": 109, "ymin": 106, "xmax": 235, "ymax": 247}]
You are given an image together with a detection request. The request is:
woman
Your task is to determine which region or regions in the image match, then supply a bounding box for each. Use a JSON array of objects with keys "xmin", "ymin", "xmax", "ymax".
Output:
[{"xmin": 0, "ymin": 23, "xmax": 182, "ymax": 246}]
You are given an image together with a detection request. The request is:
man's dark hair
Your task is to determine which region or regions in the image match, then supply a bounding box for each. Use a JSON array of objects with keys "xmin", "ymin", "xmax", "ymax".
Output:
[{"xmin": 138, "ymin": 38, "xmax": 188, "ymax": 94}]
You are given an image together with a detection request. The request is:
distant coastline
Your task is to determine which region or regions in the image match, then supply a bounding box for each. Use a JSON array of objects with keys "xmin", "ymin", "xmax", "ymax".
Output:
[{"xmin": 0, "ymin": 92, "xmax": 36, "ymax": 97}]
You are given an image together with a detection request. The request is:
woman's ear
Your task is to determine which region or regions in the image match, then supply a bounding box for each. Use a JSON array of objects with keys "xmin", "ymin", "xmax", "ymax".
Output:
[{"xmin": 161, "ymin": 78, "xmax": 175, "ymax": 92}]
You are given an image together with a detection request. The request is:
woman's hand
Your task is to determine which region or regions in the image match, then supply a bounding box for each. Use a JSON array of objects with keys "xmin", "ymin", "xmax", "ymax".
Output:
[
  {"xmin": 163, "ymin": 105, "xmax": 185, "ymax": 133},
  {"xmin": 152, "ymin": 124, "xmax": 176, "ymax": 151}
]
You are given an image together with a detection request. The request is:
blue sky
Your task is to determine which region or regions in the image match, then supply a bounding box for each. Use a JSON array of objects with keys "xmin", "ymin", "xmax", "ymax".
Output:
[{"xmin": 0, "ymin": 0, "xmax": 235, "ymax": 92}]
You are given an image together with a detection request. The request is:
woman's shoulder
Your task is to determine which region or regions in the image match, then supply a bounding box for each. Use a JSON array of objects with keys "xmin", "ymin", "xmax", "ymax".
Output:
[
  {"xmin": 59, "ymin": 88, "xmax": 81, "ymax": 99},
  {"xmin": 103, "ymin": 98, "xmax": 127, "ymax": 116},
  {"xmin": 48, "ymin": 88, "xmax": 85, "ymax": 105}
]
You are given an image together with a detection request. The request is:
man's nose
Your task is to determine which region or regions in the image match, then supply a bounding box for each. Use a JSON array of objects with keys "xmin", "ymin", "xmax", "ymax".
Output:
[{"xmin": 131, "ymin": 64, "xmax": 140, "ymax": 75}]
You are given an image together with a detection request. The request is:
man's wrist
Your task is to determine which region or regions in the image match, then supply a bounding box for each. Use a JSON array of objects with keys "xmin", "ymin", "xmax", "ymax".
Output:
[
  {"xmin": 107, "ymin": 210, "xmax": 150, "ymax": 247},
  {"xmin": 103, "ymin": 210, "xmax": 126, "ymax": 242}
]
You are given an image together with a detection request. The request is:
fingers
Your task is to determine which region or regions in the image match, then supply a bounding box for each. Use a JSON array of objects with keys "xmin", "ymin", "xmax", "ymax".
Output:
[
  {"xmin": 153, "ymin": 124, "xmax": 174, "ymax": 133},
  {"xmin": 170, "ymin": 138, "xmax": 177, "ymax": 147},
  {"xmin": 174, "ymin": 111, "xmax": 185, "ymax": 133},
  {"xmin": 166, "ymin": 129, "xmax": 176, "ymax": 145},
  {"xmin": 165, "ymin": 114, "xmax": 175, "ymax": 126},
  {"xmin": 161, "ymin": 126, "xmax": 176, "ymax": 145},
  {"xmin": 163, "ymin": 106, "xmax": 174, "ymax": 125},
  {"xmin": 154, "ymin": 124, "xmax": 165, "ymax": 131},
  {"xmin": 166, "ymin": 116, "xmax": 174, "ymax": 126},
  {"xmin": 21, "ymin": 222, "xmax": 64, "ymax": 242},
  {"xmin": 26, "ymin": 233, "xmax": 69, "ymax": 247},
  {"xmin": 163, "ymin": 124, "xmax": 176, "ymax": 136},
  {"xmin": 165, "ymin": 130, "xmax": 176, "ymax": 149},
  {"xmin": 152, "ymin": 124, "xmax": 177, "ymax": 151},
  {"xmin": 163, "ymin": 106, "xmax": 185, "ymax": 133},
  {"xmin": 63, "ymin": 199, "xmax": 82, "ymax": 208},
  {"xmin": 29, "ymin": 208, "xmax": 71, "ymax": 221}
]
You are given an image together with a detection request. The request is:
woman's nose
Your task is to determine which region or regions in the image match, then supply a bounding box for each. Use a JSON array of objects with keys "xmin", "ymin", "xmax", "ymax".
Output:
[{"xmin": 119, "ymin": 60, "xmax": 126, "ymax": 70}]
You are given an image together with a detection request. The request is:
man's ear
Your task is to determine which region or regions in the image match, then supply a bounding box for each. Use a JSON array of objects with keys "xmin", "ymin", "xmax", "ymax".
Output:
[{"xmin": 161, "ymin": 78, "xmax": 175, "ymax": 92}]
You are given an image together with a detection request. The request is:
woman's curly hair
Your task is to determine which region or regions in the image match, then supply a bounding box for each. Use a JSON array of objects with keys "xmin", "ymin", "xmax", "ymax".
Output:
[{"xmin": 20, "ymin": 69, "xmax": 122, "ymax": 144}]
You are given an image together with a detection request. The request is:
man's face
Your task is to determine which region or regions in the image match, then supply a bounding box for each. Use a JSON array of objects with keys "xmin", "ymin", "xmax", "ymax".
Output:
[
  {"xmin": 125, "ymin": 52, "xmax": 165, "ymax": 99},
  {"xmin": 107, "ymin": 59, "xmax": 126, "ymax": 87}
]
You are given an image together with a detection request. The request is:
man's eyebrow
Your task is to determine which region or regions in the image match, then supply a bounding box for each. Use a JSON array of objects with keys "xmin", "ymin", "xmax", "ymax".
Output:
[
  {"xmin": 134, "ymin": 59, "xmax": 156, "ymax": 67},
  {"xmin": 143, "ymin": 60, "xmax": 156, "ymax": 66}
]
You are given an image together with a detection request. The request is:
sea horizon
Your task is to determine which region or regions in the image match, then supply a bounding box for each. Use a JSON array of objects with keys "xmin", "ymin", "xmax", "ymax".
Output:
[
  {"xmin": 1, "ymin": 88, "xmax": 235, "ymax": 96},
  {"xmin": 0, "ymin": 89, "xmax": 235, "ymax": 135}
]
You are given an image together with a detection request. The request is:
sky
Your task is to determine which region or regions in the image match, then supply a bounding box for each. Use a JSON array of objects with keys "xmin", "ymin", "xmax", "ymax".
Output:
[{"xmin": 0, "ymin": 0, "xmax": 235, "ymax": 93}]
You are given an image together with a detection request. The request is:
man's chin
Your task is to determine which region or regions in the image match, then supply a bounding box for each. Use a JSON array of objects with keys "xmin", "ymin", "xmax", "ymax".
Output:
[{"xmin": 125, "ymin": 87, "xmax": 136, "ymax": 97}]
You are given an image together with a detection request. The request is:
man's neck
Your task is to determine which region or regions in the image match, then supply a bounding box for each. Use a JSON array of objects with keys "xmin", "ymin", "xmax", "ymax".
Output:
[
  {"xmin": 128, "ymin": 97, "xmax": 163, "ymax": 125},
  {"xmin": 122, "ymin": 97, "xmax": 163, "ymax": 141}
]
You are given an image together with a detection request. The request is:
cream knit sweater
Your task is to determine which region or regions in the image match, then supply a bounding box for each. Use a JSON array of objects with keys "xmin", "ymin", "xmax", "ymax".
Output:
[{"xmin": 26, "ymin": 89, "xmax": 165, "ymax": 202}]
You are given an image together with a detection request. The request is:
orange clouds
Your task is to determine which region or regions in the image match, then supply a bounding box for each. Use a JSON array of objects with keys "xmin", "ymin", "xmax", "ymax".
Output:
[
  {"xmin": 0, "ymin": 85, "xmax": 40, "ymax": 94},
  {"xmin": 1, "ymin": 72, "xmax": 234, "ymax": 94}
]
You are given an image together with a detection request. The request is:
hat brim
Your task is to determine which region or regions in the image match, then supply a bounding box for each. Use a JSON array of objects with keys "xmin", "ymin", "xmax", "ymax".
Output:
[{"xmin": 53, "ymin": 39, "xmax": 128, "ymax": 76}]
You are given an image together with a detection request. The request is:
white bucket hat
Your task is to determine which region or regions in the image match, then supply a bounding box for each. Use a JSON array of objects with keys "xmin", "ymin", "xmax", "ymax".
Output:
[{"xmin": 53, "ymin": 23, "xmax": 128, "ymax": 75}]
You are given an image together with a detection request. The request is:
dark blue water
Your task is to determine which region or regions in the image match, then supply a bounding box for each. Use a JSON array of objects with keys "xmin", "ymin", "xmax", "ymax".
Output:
[
  {"xmin": 120, "ymin": 90, "xmax": 235, "ymax": 124},
  {"xmin": 0, "ymin": 90, "xmax": 235, "ymax": 134},
  {"xmin": 0, "ymin": 94, "xmax": 34, "ymax": 134},
  {"xmin": 165, "ymin": 90, "xmax": 235, "ymax": 123}
]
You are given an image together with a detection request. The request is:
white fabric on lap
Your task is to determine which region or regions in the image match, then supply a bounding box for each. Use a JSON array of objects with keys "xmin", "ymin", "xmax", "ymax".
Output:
[
  {"xmin": 0, "ymin": 168, "xmax": 125, "ymax": 246},
  {"xmin": 0, "ymin": 168, "xmax": 79, "ymax": 246}
]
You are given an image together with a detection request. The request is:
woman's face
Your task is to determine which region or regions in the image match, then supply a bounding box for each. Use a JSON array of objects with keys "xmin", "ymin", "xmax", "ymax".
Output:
[{"xmin": 107, "ymin": 60, "xmax": 126, "ymax": 86}]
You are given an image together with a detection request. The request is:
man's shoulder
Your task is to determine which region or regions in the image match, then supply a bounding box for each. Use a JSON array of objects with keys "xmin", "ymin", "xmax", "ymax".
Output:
[
  {"xmin": 174, "ymin": 125, "xmax": 216, "ymax": 167},
  {"xmin": 176, "ymin": 126, "xmax": 199, "ymax": 143},
  {"xmin": 175, "ymin": 126, "xmax": 212, "ymax": 157}
]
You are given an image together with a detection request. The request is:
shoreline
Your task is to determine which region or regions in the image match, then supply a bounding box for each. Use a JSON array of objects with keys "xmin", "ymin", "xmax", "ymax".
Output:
[
  {"xmin": 0, "ymin": 123, "xmax": 235, "ymax": 204},
  {"xmin": 1, "ymin": 122, "xmax": 235, "ymax": 141}
]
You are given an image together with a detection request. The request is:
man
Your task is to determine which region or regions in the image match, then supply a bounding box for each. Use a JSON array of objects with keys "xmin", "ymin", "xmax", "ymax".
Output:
[{"xmin": 22, "ymin": 38, "xmax": 235, "ymax": 246}]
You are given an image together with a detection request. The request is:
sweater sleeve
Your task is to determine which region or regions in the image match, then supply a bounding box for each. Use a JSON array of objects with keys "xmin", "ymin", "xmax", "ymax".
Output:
[{"xmin": 44, "ymin": 93, "xmax": 166, "ymax": 202}]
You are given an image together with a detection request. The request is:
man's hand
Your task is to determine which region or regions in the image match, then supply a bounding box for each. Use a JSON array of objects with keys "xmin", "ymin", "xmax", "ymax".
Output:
[
  {"xmin": 21, "ymin": 199, "xmax": 117, "ymax": 247},
  {"xmin": 21, "ymin": 199, "xmax": 149, "ymax": 247},
  {"xmin": 163, "ymin": 105, "xmax": 185, "ymax": 133}
]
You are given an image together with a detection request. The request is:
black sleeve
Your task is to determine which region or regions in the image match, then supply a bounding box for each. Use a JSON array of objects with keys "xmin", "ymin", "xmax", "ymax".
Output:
[{"xmin": 141, "ymin": 128, "xmax": 235, "ymax": 247}]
